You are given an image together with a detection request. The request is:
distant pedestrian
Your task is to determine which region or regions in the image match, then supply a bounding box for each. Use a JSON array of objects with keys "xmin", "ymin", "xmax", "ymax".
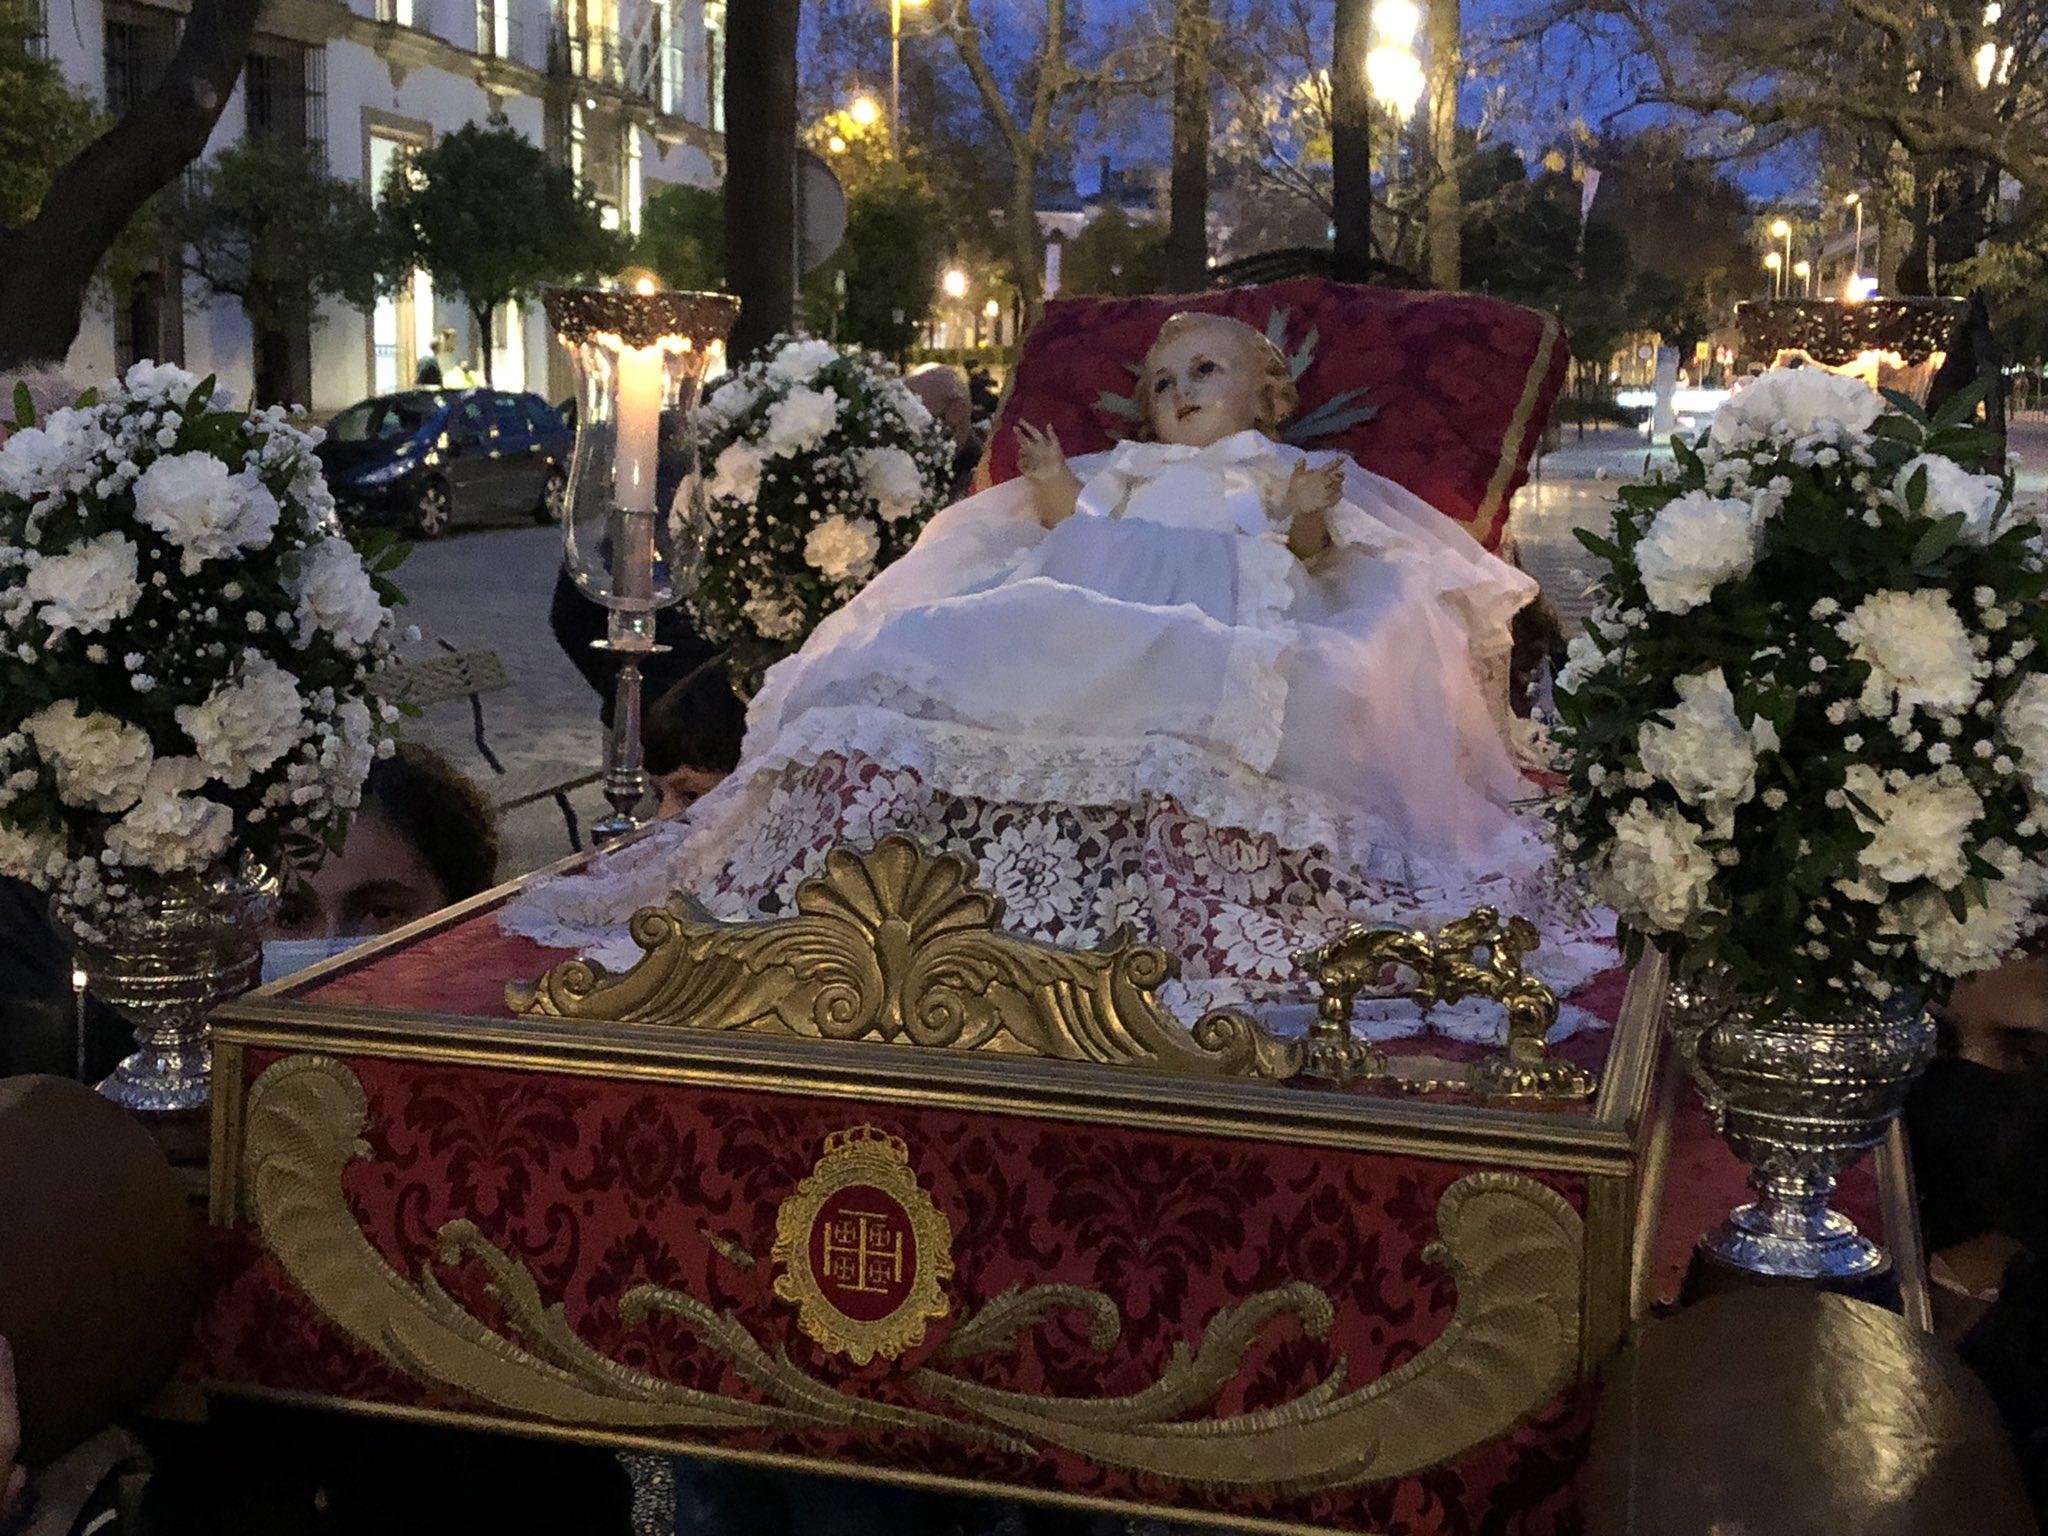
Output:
[{"xmin": 414, "ymin": 355, "xmax": 443, "ymax": 387}]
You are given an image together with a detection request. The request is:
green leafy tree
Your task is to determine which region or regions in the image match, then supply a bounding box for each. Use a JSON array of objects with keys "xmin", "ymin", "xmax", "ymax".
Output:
[
  {"xmin": 173, "ymin": 138, "xmax": 392, "ymax": 403},
  {"xmin": 830, "ymin": 165, "xmax": 946, "ymax": 356},
  {"xmin": 635, "ymin": 182, "xmax": 725, "ymax": 291},
  {"xmin": 0, "ymin": 0, "xmax": 101, "ymax": 231},
  {"xmin": 382, "ymin": 123, "xmax": 629, "ymax": 384},
  {"xmin": 1058, "ymin": 208, "xmax": 1170, "ymax": 297}
]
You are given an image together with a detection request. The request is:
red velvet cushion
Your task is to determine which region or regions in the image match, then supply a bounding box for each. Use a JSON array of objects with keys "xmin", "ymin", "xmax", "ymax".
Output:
[{"xmin": 975, "ymin": 277, "xmax": 1567, "ymax": 551}]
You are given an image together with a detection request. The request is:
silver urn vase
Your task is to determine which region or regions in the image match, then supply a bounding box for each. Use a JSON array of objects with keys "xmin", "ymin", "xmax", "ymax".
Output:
[
  {"xmin": 76, "ymin": 869, "xmax": 276, "ymax": 1113},
  {"xmin": 1676, "ymin": 989, "xmax": 1935, "ymax": 1279}
]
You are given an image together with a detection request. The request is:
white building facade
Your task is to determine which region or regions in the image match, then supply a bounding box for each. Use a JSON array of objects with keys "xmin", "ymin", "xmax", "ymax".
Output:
[{"xmin": 35, "ymin": 0, "xmax": 725, "ymax": 414}]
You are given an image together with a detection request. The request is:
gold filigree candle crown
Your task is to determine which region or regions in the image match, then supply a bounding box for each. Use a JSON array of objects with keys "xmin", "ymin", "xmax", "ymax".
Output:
[{"xmin": 543, "ymin": 285, "xmax": 742, "ymax": 351}]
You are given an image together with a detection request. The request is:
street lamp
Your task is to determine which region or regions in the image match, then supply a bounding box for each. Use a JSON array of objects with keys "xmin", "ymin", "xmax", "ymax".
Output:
[
  {"xmin": 1844, "ymin": 192, "xmax": 1865, "ymax": 289},
  {"xmin": 1764, "ymin": 250, "xmax": 1784, "ymax": 298},
  {"xmin": 890, "ymin": 0, "xmax": 927, "ymax": 149},
  {"xmin": 849, "ymin": 94, "xmax": 880, "ymax": 128},
  {"xmin": 941, "ymin": 268, "xmax": 968, "ymax": 300},
  {"xmin": 1770, "ymin": 216, "xmax": 1793, "ymax": 281},
  {"xmin": 827, "ymin": 134, "xmax": 848, "ymax": 155},
  {"xmin": 1793, "ymin": 258, "xmax": 1812, "ymax": 297}
]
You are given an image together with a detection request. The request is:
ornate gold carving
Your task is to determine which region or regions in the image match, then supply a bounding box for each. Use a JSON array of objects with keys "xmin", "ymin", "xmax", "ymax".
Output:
[
  {"xmin": 1301, "ymin": 909, "xmax": 1596, "ymax": 1100},
  {"xmin": 771, "ymin": 1126, "xmax": 955, "ymax": 1365},
  {"xmin": 234, "ymin": 1054, "xmax": 1585, "ymax": 1495},
  {"xmin": 540, "ymin": 285, "xmax": 741, "ymax": 351},
  {"xmin": 510, "ymin": 837, "xmax": 1306, "ymax": 1081}
]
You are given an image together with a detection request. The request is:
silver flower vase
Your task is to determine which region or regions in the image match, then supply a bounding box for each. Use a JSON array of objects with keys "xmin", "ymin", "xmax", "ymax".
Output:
[
  {"xmin": 1676, "ymin": 987, "xmax": 1935, "ymax": 1279},
  {"xmin": 77, "ymin": 869, "xmax": 276, "ymax": 1113}
]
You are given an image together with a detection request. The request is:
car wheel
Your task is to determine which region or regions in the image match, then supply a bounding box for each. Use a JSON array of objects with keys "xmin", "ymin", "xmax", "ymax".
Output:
[
  {"xmin": 534, "ymin": 467, "xmax": 566, "ymax": 525},
  {"xmin": 412, "ymin": 479, "xmax": 453, "ymax": 539}
]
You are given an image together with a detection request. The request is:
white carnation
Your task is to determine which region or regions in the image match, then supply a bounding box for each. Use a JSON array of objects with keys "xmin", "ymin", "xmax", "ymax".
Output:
[
  {"xmin": 890, "ymin": 385, "xmax": 934, "ymax": 430},
  {"xmin": 1890, "ymin": 849, "xmax": 2048, "ymax": 978},
  {"xmin": 24, "ymin": 532, "xmax": 142, "ymax": 635},
  {"xmin": 1836, "ymin": 589, "xmax": 1978, "ymax": 717},
  {"xmin": 803, "ymin": 513, "xmax": 880, "ymax": 584},
  {"xmin": 769, "ymin": 338, "xmax": 839, "ymax": 383},
  {"xmin": 23, "ymin": 701, "xmax": 153, "ymax": 812},
  {"xmin": 1842, "ymin": 763, "xmax": 1982, "ymax": 889},
  {"xmin": 1596, "ymin": 802, "xmax": 1717, "ymax": 934},
  {"xmin": 1636, "ymin": 668, "xmax": 1778, "ymax": 823},
  {"xmin": 289, "ymin": 537, "xmax": 386, "ymax": 647},
  {"xmin": 1634, "ymin": 490, "xmax": 1760, "ymax": 614},
  {"xmin": 708, "ymin": 442, "xmax": 766, "ymax": 504},
  {"xmin": 175, "ymin": 655, "xmax": 305, "ymax": 788},
  {"xmin": 122, "ymin": 360, "xmax": 201, "ymax": 402},
  {"xmin": 104, "ymin": 756, "xmax": 233, "ymax": 874},
  {"xmin": 2002, "ymin": 673, "xmax": 2048, "ymax": 798},
  {"xmin": 1555, "ymin": 632, "xmax": 1605, "ymax": 697},
  {"xmin": 1898, "ymin": 453, "xmax": 2004, "ymax": 545},
  {"xmin": 762, "ymin": 387, "xmax": 841, "ymax": 458},
  {"xmin": 1709, "ymin": 367, "xmax": 1882, "ymax": 448},
  {"xmin": 132, "ymin": 454, "xmax": 280, "ymax": 573},
  {"xmin": 0, "ymin": 413, "xmax": 92, "ymax": 498},
  {"xmin": 0, "ymin": 821, "xmax": 64, "ymax": 883},
  {"xmin": 856, "ymin": 446, "xmax": 926, "ymax": 522},
  {"xmin": 742, "ymin": 591, "xmax": 807, "ymax": 641}
]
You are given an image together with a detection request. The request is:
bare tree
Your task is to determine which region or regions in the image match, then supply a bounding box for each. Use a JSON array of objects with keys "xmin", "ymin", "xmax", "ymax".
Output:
[
  {"xmin": 0, "ymin": 0, "xmax": 266, "ymax": 369},
  {"xmin": 1166, "ymin": 0, "xmax": 1216, "ymax": 289},
  {"xmin": 726, "ymin": 0, "xmax": 801, "ymax": 358}
]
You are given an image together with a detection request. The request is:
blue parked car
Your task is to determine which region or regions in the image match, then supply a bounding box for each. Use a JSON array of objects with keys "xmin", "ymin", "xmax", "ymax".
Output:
[{"xmin": 317, "ymin": 388, "xmax": 572, "ymax": 538}]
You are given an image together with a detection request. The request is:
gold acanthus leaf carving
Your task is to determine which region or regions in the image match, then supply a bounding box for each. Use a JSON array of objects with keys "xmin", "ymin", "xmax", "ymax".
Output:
[
  {"xmin": 236, "ymin": 1055, "xmax": 1585, "ymax": 1496},
  {"xmin": 510, "ymin": 837, "xmax": 1306, "ymax": 1080}
]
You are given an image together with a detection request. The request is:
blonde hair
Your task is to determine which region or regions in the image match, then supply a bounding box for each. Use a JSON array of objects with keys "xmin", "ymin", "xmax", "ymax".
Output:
[{"xmin": 1133, "ymin": 313, "xmax": 1297, "ymax": 441}]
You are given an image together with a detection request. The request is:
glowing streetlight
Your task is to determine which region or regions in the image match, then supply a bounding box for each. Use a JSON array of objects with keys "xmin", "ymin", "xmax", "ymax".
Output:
[
  {"xmin": 1768, "ymin": 217, "xmax": 1793, "ymax": 281},
  {"xmin": 1844, "ymin": 192, "xmax": 1865, "ymax": 288},
  {"xmin": 941, "ymin": 268, "xmax": 969, "ymax": 300},
  {"xmin": 849, "ymin": 94, "xmax": 880, "ymax": 128},
  {"xmin": 827, "ymin": 134, "xmax": 848, "ymax": 154},
  {"xmin": 1764, "ymin": 249, "xmax": 1783, "ymax": 298},
  {"xmin": 1370, "ymin": 0, "xmax": 1420, "ymax": 44},
  {"xmin": 1793, "ymin": 258, "xmax": 1812, "ymax": 297},
  {"xmin": 1367, "ymin": 45, "xmax": 1426, "ymax": 122},
  {"xmin": 982, "ymin": 298, "xmax": 1000, "ymax": 318}
]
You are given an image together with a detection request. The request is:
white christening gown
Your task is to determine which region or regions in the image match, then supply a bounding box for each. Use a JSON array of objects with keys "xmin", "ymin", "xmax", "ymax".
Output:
[{"xmin": 505, "ymin": 430, "xmax": 1613, "ymax": 1032}]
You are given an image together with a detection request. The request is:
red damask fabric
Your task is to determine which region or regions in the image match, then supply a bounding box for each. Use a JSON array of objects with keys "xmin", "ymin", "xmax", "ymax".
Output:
[
  {"xmin": 196, "ymin": 1052, "xmax": 1591, "ymax": 1533},
  {"xmin": 975, "ymin": 277, "xmax": 1568, "ymax": 550}
]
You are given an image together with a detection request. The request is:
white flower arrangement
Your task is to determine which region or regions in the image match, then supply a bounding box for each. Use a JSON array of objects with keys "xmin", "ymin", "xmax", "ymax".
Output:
[
  {"xmin": 0, "ymin": 362, "xmax": 406, "ymax": 938},
  {"xmin": 1554, "ymin": 366, "xmax": 2048, "ymax": 1014},
  {"xmin": 687, "ymin": 335, "xmax": 954, "ymax": 692}
]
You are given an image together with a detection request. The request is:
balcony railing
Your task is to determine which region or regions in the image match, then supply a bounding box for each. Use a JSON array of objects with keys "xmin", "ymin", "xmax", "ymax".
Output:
[{"xmin": 549, "ymin": 20, "xmax": 660, "ymax": 105}]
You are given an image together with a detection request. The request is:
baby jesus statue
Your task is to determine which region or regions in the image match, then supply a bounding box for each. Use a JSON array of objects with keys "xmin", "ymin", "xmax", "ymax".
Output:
[{"xmin": 510, "ymin": 313, "xmax": 1607, "ymax": 1020}]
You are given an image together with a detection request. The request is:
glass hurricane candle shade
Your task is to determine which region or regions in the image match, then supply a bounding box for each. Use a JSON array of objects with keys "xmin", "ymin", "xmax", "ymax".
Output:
[
  {"xmin": 543, "ymin": 285, "xmax": 741, "ymax": 843},
  {"xmin": 544, "ymin": 287, "xmax": 741, "ymax": 622}
]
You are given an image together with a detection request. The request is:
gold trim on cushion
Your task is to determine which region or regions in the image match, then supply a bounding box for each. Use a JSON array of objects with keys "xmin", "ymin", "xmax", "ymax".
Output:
[
  {"xmin": 1473, "ymin": 313, "xmax": 1563, "ymax": 546},
  {"xmin": 236, "ymin": 1053, "xmax": 1584, "ymax": 1494}
]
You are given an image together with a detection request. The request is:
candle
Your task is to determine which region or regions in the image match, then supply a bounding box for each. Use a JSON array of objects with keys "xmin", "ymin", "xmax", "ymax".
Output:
[{"xmin": 612, "ymin": 342, "xmax": 665, "ymax": 514}]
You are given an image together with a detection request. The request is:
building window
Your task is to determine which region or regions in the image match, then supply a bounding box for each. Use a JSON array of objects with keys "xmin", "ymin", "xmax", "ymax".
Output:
[
  {"xmin": 246, "ymin": 35, "xmax": 326, "ymax": 161},
  {"xmin": 703, "ymin": 1, "xmax": 723, "ymax": 134},
  {"xmin": 103, "ymin": 0, "xmax": 178, "ymax": 119},
  {"xmin": 113, "ymin": 263, "xmax": 183, "ymax": 371},
  {"xmin": 625, "ymin": 124, "xmax": 642, "ymax": 234},
  {"xmin": 22, "ymin": 0, "xmax": 48, "ymax": 57},
  {"xmin": 476, "ymin": 0, "xmax": 509, "ymax": 57},
  {"xmin": 659, "ymin": 1, "xmax": 681, "ymax": 115},
  {"xmin": 374, "ymin": 0, "xmax": 416, "ymax": 24}
]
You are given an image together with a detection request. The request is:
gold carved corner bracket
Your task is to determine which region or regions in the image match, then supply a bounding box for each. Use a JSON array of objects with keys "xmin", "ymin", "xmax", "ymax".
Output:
[
  {"xmin": 509, "ymin": 836, "xmax": 1307, "ymax": 1081},
  {"xmin": 1292, "ymin": 908, "xmax": 1597, "ymax": 1101},
  {"xmin": 235, "ymin": 1055, "xmax": 1585, "ymax": 1496}
]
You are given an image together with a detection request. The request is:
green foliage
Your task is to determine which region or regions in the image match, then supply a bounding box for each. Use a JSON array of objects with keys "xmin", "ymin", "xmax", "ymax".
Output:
[
  {"xmin": 1551, "ymin": 385, "xmax": 2048, "ymax": 1017},
  {"xmin": 382, "ymin": 124, "xmax": 630, "ymax": 381},
  {"xmin": 1057, "ymin": 207, "xmax": 1169, "ymax": 297},
  {"xmin": 804, "ymin": 163, "xmax": 947, "ymax": 358},
  {"xmin": 0, "ymin": 0, "xmax": 102, "ymax": 231},
  {"xmin": 173, "ymin": 138, "xmax": 391, "ymax": 337},
  {"xmin": 635, "ymin": 183, "xmax": 724, "ymax": 291}
]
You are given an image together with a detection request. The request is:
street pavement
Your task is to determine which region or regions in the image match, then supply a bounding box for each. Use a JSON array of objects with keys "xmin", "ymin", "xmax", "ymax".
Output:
[{"xmin": 392, "ymin": 423, "xmax": 2048, "ymax": 879}]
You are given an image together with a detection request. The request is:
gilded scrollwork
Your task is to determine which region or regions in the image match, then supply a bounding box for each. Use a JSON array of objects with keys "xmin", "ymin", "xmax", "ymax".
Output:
[
  {"xmin": 237, "ymin": 1055, "xmax": 1586, "ymax": 1496},
  {"xmin": 509, "ymin": 837, "xmax": 1308, "ymax": 1080}
]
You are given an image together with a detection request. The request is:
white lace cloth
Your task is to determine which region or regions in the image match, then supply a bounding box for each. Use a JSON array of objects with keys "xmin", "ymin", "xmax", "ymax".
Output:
[{"xmin": 504, "ymin": 435, "xmax": 1617, "ymax": 1041}]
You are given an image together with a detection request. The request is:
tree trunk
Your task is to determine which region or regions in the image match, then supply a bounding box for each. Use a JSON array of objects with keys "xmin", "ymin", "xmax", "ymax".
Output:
[
  {"xmin": 1331, "ymin": 0, "xmax": 1372, "ymax": 280},
  {"xmin": 1423, "ymin": 0, "xmax": 1461, "ymax": 291},
  {"xmin": 723, "ymin": 0, "xmax": 799, "ymax": 360},
  {"xmin": 1165, "ymin": 0, "xmax": 1213, "ymax": 292},
  {"xmin": 0, "ymin": 0, "xmax": 266, "ymax": 370},
  {"xmin": 474, "ymin": 305, "xmax": 495, "ymax": 387},
  {"xmin": 1010, "ymin": 170, "xmax": 1044, "ymax": 320}
]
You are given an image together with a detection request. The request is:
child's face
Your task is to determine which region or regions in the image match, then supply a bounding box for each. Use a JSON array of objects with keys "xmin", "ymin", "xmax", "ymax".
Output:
[{"xmin": 1141, "ymin": 321, "xmax": 1266, "ymax": 447}]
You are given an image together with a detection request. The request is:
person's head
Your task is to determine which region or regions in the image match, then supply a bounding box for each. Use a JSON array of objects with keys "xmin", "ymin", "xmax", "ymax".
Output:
[
  {"xmin": 905, "ymin": 365, "xmax": 974, "ymax": 452},
  {"xmin": 1135, "ymin": 313, "xmax": 1296, "ymax": 448},
  {"xmin": 644, "ymin": 659, "xmax": 746, "ymax": 816},
  {"xmin": 271, "ymin": 743, "xmax": 500, "ymax": 940}
]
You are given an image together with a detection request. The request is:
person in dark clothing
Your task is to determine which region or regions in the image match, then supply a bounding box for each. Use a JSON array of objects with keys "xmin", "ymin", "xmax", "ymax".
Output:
[
  {"xmin": 547, "ymin": 564, "xmax": 727, "ymax": 734},
  {"xmin": 644, "ymin": 657, "xmax": 747, "ymax": 815},
  {"xmin": 413, "ymin": 355, "xmax": 442, "ymax": 387}
]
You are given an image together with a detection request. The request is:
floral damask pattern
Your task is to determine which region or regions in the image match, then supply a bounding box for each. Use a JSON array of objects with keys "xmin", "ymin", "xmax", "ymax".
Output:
[{"xmin": 197, "ymin": 1051, "xmax": 1593, "ymax": 1533}]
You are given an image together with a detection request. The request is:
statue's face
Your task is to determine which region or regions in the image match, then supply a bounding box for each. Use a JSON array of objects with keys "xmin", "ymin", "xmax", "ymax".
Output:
[{"xmin": 1141, "ymin": 321, "xmax": 1267, "ymax": 447}]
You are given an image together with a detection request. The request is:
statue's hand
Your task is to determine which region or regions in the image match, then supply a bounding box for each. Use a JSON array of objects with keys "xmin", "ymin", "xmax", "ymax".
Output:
[
  {"xmin": 1015, "ymin": 422, "xmax": 1074, "ymax": 483},
  {"xmin": 1286, "ymin": 458, "xmax": 1345, "ymax": 520}
]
